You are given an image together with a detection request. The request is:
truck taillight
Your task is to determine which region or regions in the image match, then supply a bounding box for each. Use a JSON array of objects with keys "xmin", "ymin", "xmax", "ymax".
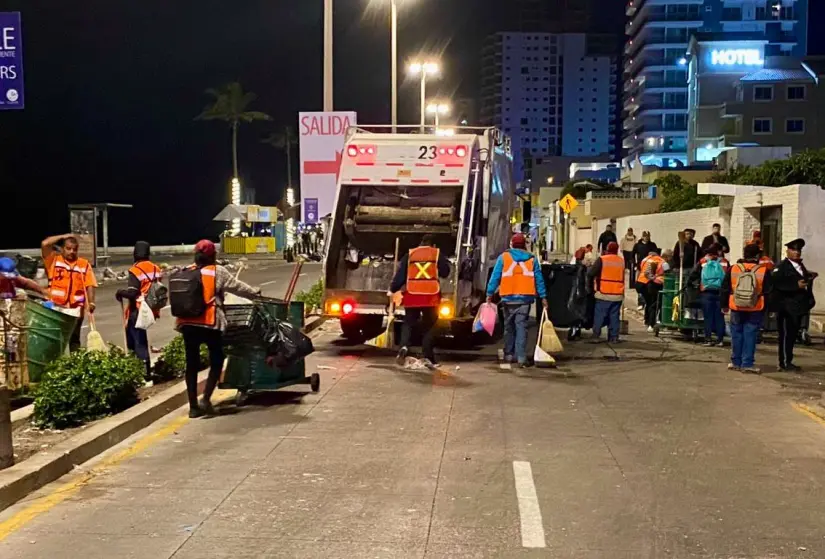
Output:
[
  {"xmin": 456, "ymin": 146, "xmax": 467, "ymax": 157},
  {"xmin": 347, "ymin": 145, "xmax": 376, "ymax": 159},
  {"xmin": 342, "ymin": 302, "xmax": 355, "ymax": 315},
  {"xmin": 347, "ymin": 146, "xmax": 358, "ymax": 157}
]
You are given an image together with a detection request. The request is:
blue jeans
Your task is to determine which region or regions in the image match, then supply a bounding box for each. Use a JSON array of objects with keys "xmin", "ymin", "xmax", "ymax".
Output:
[
  {"xmin": 701, "ymin": 291, "xmax": 725, "ymax": 343},
  {"xmin": 593, "ymin": 300, "xmax": 622, "ymax": 341},
  {"xmin": 729, "ymin": 311, "xmax": 764, "ymax": 368},
  {"xmin": 503, "ymin": 304, "xmax": 531, "ymax": 364}
]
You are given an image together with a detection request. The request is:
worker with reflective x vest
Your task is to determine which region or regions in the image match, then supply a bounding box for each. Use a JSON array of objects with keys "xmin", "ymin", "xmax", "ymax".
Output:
[
  {"xmin": 587, "ymin": 242, "xmax": 625, "ymax": 342},
  {"xmin": 689, "ymin": 243, "xmax": 728, "ymax": 346},
  {"xmin": 41, "ymin": 233, "xmax": 99, "ymax": 353},
  {"xmin": 116, "ymin": 241, "xmax": 162, "ymax": 380},
  {"xmin": 721, "ymin": 243, "xmax": 772, "ymax": 374},
  {"xmin": 172, "ymin": 240, "xmax": 260, "ymax": 418},
  {"xmin": 637, "ymin": 250, "xmax": 666, "ymax": 330},
  {"xmin": 486, "ymin": 233, "xmax": 548, "ymax": 367},
  {"xmin": 390, "ymin": 235, "xmax": 451, "ymax": 368}
]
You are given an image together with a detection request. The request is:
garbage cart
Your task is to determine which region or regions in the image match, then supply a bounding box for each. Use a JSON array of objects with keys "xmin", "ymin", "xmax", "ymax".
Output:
[
  {"xmin": 219, "ymin": 297, "xmax": 320, "ymax": 406},
  {"xmin": 655, "ymin": 271, "xmax": 703, "ymax": 340}
]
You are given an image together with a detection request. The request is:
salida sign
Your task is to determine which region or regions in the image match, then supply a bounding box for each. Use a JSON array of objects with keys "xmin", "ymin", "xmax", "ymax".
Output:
[
  {"xmin": 298, "ymin": 111, "xmax": 357, "ymax": 222},
  {"xmin": 0, "ymin": 12, "xmax": 23, "ymax": 110}
]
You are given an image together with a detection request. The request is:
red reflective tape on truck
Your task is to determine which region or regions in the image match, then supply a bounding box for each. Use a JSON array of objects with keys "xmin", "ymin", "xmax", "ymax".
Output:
[
  {"xmin": 385, "ymin": 163, "xmax": 404, "ymax": 167},
  {"xmin": 351, "ymin": 178, "xmax": 370, "ymax": 182},
  {"xmin": 441, "ymin": 179, "xmax": 461, "ymax": 183},
  {"xmin": 381, "ymin": 179, "xmax": 401, "ymax": 183},
  {"xmin": 411, "ymin": 179, "xmax": 430, "ymax": 183}
]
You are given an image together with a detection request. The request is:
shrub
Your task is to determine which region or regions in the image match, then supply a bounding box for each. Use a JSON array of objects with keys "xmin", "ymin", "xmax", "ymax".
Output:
[
  {"xmin": 294, "ymin": 278, "xmax": 324, "ymax": 315},
  {"xmin": 33, "ymin": 347, "xmax": 146, "ymax": 429},
  {"xmin": 153, "ymin": 335, "xmax": 208, "ymax": 382}
]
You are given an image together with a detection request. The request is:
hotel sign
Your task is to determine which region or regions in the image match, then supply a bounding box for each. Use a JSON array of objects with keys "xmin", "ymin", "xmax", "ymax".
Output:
[{"xmin": 710, "ymin": 49, "xmax": 764, "ymax": 67}]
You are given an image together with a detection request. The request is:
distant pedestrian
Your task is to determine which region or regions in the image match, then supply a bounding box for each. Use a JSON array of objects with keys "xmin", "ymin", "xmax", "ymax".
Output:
[
  {"xmin": 597, "ymin": 224, "xmax": 617, "ymax": 255},
  {"xmin": 41, "ymin": 233, "xmax": 98, "ymax": 352},
  {"xmin": 638, "ymin": 249, "xmax": 668, "ymax": 332},
  {"xmin": 672, "ymin": 228, "xmax": 702, "ymax": 270},
  {"xmin": 721, "ymin": 243, "xmax": 771, "ymax": 374},
  {"xmin": 588, "ymin": 241, "xmax": 625, "ymax": 342},
  {"xmin": 173, "ymin": 240, "xmax": 261, "ymax": 417},
  {"xmin": 310, "ymin": 227, "xmax": 319, "ymax": 254},
  {"xmin": 487, "ymin": 233, "xmax": 548, "ymax": 367},
  {"xmin": 116, "ymin": 242, "xmax": 162, "ymax": 380},
  {"xmin": 620, "ymin": 228, "xmax": 637, "ymax": 284},
  {"xmin": 700, "ymin": 223, "xmax": 730, "ymax": 255},
  {"xmin": 391, "ymin": 235, "xmax": 451, "ymax": 368},
  {"xmin": 690, "ymin": 243, "xmax": 726, "ymax": 347},
  {"xmin": 772, "ymin": 239, "xmax": 816, "ymax": 372}
]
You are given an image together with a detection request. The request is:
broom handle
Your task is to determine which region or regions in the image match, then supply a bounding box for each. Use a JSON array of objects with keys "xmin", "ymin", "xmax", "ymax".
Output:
[
  {"xmin": 119, "ymin": 300, "xmax": 129, "ymax": 351},
  {"xmin": 389, "ymin": 238, "xmax": 400, "ymax": 315},
  {"xmin": 81, "ymin": 278, "xmax": 96, "ymax": 331}
]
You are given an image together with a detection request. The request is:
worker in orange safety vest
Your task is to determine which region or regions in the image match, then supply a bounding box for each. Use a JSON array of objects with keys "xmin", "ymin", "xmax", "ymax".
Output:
[
  {"xmin": 637, "ymin": 250, "xmax": 667, "ymax": 330},
  {"xmin": 588, "ymin": 241, "xmax": 626, "ymax": 342},
  {"xmin": 390, "ymin": 235, "xmax": 451, "ymax": 368},
  {"xmin": 41, "ymin": 233, "xmax": 98, "ymax": 352}
]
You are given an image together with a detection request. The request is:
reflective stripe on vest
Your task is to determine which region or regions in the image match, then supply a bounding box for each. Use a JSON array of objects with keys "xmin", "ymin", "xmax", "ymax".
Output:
[
  {"xmin": 598, "ymin": 254, "xmax": 625, "ymax": 295},
  {"xmin": 48, "ymin": 256, "xmax": 91, "ymax": 308},
  {"xmin": 729, "ymin": 263, "xmax": 766, "ymax": 312},
  {"xmin": 637, "ymin": 255, "xmax": 662, "ymax": 285},
  {"xmin": 499, "ymin": 252, "xmax": 537, "ymax": 297},
  {"xmin": 176, "ymin": 265, "xmax": 217, "ymax": 327},
  {"xmin": 406, "ymin": 246, "xmax": 441, "ymax": 296},
  {"xmin": 126, "ymin": 261, "xmax": 162, "ymax": 320}
]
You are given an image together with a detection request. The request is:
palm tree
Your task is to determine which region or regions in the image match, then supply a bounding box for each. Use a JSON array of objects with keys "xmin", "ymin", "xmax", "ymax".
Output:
[
  {"xmin": 195, "ymin": 82, "xmax": 271, "ymax": 180},
  {"xmin": 262, "ymin": 126, "xmax": 298, "ymax": 190}
]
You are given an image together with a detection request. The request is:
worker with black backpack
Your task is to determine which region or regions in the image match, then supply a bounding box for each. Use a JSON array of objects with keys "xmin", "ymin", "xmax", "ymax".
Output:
[
  {"xmin": 721, "ymin": 243, "xmax": 772, "ymax": 375},
  {"xmin": 170, "ymin": 240, "xmax": 260, "ymax": 418}
]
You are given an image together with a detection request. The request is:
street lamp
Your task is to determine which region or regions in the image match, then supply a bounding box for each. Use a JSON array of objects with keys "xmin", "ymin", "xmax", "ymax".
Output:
[
  {"xmin": 324, "ymin": 0, "xmax": 334, "ymax": 111},
  {"xmin": 408, "ymin": 60, "xmax": 440, "ymax": 133},
  {"xmin": 426, "ymin": 102, "xmax": 450, "ymax": 128},
  {"xmin": 546, "ymin": 176, "xmax": 555, "ymax": 185},
  {"xmin": 390, "ymin": 0, "xmax": 398, "ymax": 132},
  {"xmin": 286, "ymin": 187, "xmax": 296, "ymax": 249}
]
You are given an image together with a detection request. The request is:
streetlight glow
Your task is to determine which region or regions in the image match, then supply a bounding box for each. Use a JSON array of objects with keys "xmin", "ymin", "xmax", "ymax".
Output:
[
  {"xmin": 230, "ymin": 178, "xmax": 242, "ymax": 235},
  {"xmin": 426, "ymin": 103, "xmax": 450, "ymax": 115},
  {"xmin": 408, "ymin": 59, "xmax": 441, "ymax": 132}
]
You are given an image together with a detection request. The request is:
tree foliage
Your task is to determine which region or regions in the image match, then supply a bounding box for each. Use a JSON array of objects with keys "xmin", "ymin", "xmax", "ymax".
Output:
[
  {"xmin": 656, "ymin": 174, "xmax": 719, "ymax": 213},
  {"xmin": 559, "ymin": 179, "xmax": 619, "ymax": 200},
  {"xmin": 708, "ymin": 148, "xmax": 825, "ymax": 188}
]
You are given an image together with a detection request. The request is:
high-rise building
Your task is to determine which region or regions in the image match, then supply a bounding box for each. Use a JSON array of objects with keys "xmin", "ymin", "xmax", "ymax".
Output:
[
  {"xmin": 497, "ymin": 0, "xmax": 592, "ymax": 33},
  {"xmin": 623, "ymin": 0, "xmax": 809, "ymax": 168},
  {"xmin": 480, "ymin": 32, "xmax": 619, "ymax": 182}
]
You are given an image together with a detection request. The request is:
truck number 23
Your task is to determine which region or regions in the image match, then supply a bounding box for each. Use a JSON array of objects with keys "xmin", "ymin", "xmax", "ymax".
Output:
[{"xmin": 418, "ymin": 146, "xmax": 437, "ymax": 160}]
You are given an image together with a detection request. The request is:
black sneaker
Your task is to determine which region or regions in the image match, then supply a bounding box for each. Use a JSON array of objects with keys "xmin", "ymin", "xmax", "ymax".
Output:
[
  {"xmin": 396, "ymin": 346, "xmax": 409, "ymax": 366},
  {"xmin": 780, "ymin": 364, "xmax": 803, "ymax": 373},
  {"xmin": 199, "ymin": 398, "xmax": 217, "ymax": 416},
  {"xmin": 189, "ymin": 407, "xmax": 206, "ymax": 419}
]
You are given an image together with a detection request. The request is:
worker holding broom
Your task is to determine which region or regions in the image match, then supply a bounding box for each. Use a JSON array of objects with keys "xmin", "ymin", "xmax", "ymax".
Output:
[
  {"xmin": 40, "ymin": 233, "xmax": 98, "ymax": 352},
  {"xmin": 390, "ymin": 235, "xmax": 451, "ymax": 369}
]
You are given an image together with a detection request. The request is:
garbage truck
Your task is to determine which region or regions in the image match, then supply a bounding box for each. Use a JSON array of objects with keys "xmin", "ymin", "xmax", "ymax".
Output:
[{"xmin": 321, "ymin": 126, "xmax": 516, "ymax": 339}]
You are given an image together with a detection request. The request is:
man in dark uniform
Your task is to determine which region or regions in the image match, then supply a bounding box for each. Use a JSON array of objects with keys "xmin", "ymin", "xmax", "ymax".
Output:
[{"xmin": 772, "ymin": 239, "xmax": 817, "ymax": 372}]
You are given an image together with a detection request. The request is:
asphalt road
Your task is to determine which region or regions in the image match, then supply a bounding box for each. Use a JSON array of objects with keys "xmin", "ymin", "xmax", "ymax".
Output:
[
  {"xmin": 3, "ymin": 316, "xmax": 825, "ymax": 557},
  {"xmin": 79, "ymin": 261, "xmax": 323, "ymax": 353}
]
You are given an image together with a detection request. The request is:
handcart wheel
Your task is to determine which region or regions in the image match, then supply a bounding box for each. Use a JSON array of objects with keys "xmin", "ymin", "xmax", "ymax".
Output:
[
  {"xmin": 310, "ymin": 373, "xmax": 321, "ymax": 393},
  {"xmin": 235, "ymin": 390, "xmax": 249, "ymax": 407}
]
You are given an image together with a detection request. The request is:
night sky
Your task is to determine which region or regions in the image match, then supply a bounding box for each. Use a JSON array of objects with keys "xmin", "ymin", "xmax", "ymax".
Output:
[{"xmin": 0, "ymin": 1, "xmax": 821, "ymax": 249}]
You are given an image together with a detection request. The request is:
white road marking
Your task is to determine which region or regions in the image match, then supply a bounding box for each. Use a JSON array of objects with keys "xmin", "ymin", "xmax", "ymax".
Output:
[
  {"xmin": 512, "ymin": 461, "xmax": 546, "ymax": 548},
  {"xmin": 260, "ymin": 280, "xmax": 279, "ymax": 286}
]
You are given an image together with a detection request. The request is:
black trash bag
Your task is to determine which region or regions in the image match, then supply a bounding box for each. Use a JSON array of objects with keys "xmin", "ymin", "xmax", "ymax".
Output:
[
  {"xmin": 265, "ymin": 320, "xmax": 315, "ymax": 368},
  {"xmin": 567, "ymin": 265, "xmax": 589, "ymax": 323}
]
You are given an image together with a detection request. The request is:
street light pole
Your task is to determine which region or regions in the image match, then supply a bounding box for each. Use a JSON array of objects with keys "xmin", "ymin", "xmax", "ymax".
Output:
[
  {"xmin": 420, "ymin": 72, "xmax": 426, "ymax": 133},
  {"xmin": 324, "ymin": 0, "xmax": 333, "ymax": 111},
  {"xmin": 391, "ymin": 0, "xmax": 398, "ymax": 132}
]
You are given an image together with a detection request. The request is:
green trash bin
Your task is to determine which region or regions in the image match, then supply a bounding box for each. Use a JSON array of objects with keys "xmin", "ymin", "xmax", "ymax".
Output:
[
  {"xmin": 25, "ymin": 301, "xmax": 79, "ymax": 383},
  {"xmin": 220, "ymin": 299, "xmax": 319, "ymax": 406}
]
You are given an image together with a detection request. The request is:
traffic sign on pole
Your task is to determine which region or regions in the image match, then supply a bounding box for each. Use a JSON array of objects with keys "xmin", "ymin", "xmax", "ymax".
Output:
[{"xmin": 559, "ymin": 194, "xmax": 579, "ymax": 215}]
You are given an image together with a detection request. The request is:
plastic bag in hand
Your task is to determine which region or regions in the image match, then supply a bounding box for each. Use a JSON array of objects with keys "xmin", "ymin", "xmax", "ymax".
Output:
[
  {"xmin": 266, "ymin": 320, "xmax": 315, "ymax": 368},
  {"xmin": 135, "ymin": 297, "xmax": 156, "ymax": 330},
  {"xmin": 473, "ymin": 302, "xmax": 498, "ymax": 336}
]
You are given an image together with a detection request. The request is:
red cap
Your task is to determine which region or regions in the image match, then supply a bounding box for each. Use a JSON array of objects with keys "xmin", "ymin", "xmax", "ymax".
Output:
[
  {"xmin": 194, "ymin": 239, "xmax": 216, "ymax": 257},
  {"xmin": 606, "ymin": 241, "xmax": 619, "ymax": 254},
  {"xmin": 511, "ymin": 233, "xmax": 527, "ymax": 248}
]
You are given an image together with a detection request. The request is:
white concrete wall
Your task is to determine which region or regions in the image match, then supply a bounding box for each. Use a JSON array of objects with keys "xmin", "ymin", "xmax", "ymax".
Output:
[
  {"xmin": 728, "ymin": 184, "xmax": 801, "ymax": 262},
  {"xmin": 791, "ymin": 186, "xmax": 825, "ymax": 309},
  {"xmin": 592, "ymin": 207, "xmax": 727, "ymax": 253}
]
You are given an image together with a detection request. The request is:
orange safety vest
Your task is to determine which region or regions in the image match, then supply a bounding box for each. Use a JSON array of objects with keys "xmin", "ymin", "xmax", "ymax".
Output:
[
  {"xmin": 125, "ymin": 261, "xmax": 163, "ymax": 320},
  {"xmin": 406, "ymin": 246, "xmax": 441, "ymax": 296},
  {"xmin": 175, "ymin": 265, "xmax": 217, "ymax": 327},
  {"xmin": 597, "ymin": 254, "xmax": 625, "ymax": 295},
  {"xmin": 637, "ymin": 255, "xmax": 663, "ymax": 285},
  {"xmin": 499, "ymin": 251, "xmax": 537, "ymax": 296},
  {"xmin": 729, "ymin": 262, "xmax": 767, "ymax": 312},
  {"xmin": 48, "ymin": 255, "xmax": 92, "ymax": 308},
  {"xmin": 759, "ymin": 255, "xmax": 775, "ymax": 272}
]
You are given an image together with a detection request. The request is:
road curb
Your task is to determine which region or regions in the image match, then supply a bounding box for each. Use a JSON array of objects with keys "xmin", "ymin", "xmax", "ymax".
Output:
[
  {"xmin": 0, "ymin": 371, "xmax": 210, "ymax": 512},
  {"xmin": 303, "ymin": 316, "xmax": 328, "ymax": 335}
]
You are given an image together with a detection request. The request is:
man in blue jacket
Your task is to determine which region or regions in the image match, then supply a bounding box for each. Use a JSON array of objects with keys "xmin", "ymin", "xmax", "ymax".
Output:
[{"xmin": 486, "ymin": 233, "xmax": 548, "ymax": 367}]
